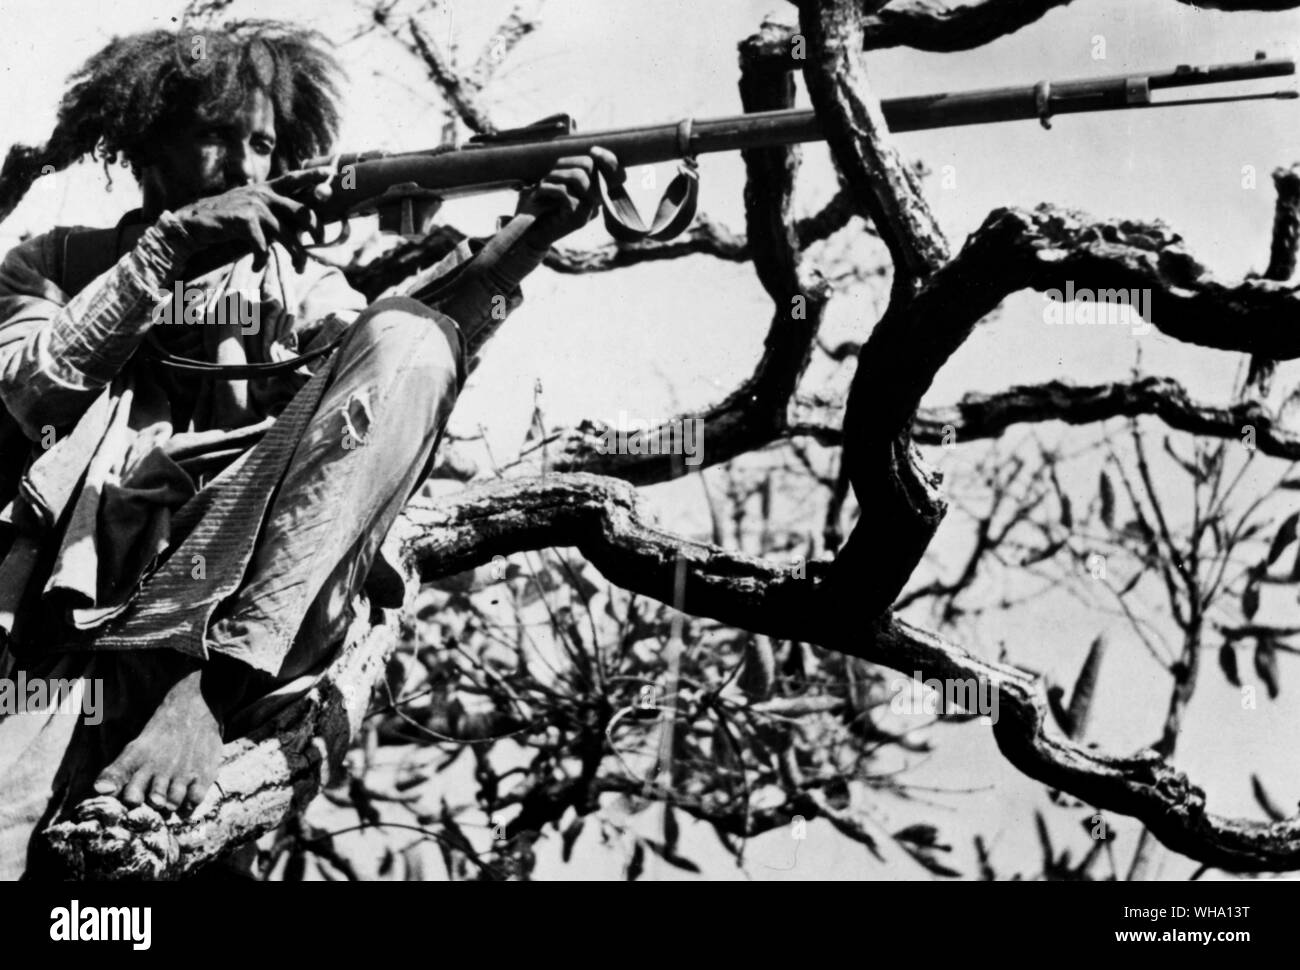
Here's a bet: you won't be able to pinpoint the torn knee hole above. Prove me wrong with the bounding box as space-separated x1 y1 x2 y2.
340 391 373 448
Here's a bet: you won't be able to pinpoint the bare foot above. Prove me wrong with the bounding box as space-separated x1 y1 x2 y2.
92 663 223 813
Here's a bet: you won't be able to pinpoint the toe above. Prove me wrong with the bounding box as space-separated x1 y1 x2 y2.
182 777 212 814
121 768 154 807
166 778 190 811
93 747 140 796
93 764 128 796
148 775 174 811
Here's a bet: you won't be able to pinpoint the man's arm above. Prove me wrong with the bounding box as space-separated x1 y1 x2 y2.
395 147 621 352
401 226 550 349
0 168 334 439
0 213 197 439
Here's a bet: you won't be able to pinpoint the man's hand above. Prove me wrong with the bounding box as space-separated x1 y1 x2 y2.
170 168 333 274
515 147 623 249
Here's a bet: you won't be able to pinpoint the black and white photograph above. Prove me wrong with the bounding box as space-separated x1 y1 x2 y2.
0 0 1296 934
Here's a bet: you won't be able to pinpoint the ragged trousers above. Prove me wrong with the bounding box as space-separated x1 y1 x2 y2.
0 297 464 879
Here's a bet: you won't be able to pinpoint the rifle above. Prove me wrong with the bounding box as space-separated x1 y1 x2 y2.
306 54 1295 246
143 54 1296 379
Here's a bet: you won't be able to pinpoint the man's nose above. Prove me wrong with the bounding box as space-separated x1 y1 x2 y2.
224 143 257 186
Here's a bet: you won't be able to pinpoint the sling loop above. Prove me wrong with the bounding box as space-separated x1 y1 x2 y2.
598 118 700 242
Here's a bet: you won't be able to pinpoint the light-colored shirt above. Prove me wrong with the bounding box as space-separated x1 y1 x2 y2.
0 210 520 653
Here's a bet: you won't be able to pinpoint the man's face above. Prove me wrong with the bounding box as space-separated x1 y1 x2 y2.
143 88 277 210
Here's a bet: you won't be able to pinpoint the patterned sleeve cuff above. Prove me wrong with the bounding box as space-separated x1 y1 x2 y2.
47 212 199 388
123 210 198 291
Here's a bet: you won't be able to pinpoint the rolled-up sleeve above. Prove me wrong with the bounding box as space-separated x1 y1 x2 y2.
0 213 195 439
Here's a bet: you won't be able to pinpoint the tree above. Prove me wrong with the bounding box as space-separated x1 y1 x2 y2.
31 0 1300 878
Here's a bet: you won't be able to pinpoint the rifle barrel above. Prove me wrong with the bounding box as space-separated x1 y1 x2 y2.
313 57 1295 222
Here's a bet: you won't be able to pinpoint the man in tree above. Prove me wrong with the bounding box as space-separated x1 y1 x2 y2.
0 20 619 878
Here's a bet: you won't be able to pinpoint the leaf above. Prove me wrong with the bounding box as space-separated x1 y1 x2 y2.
737 634 776 699
1267 511 1300 566
625 840 645 881
1218 643 1241 688
1254 638 1281 700
1243 577 1261 620
908 849 961 878
559 556 601 603
348 777 381 828
845 657 875 714
712 721 740 775
713 828 744 861
1033 810 1055 868
1060 494 1073 530
1074 840 1105 880
663 805 680 855
973 835 996 881
437 800 477 880
1251 774 1287 821
401 844 427 881
1098 472 1116 529
1046 683 1073 736
1117 572 1142 597
283 845 307 882
893 824 940 848
1020 538 1066 566
384 654 410 706
1238 522 1267 543
521 379 546 447
1067 634 1107 740
517 563 563 607
561 816 585 863
1163 436 1204 483
823 775 851 811
643 839 701 874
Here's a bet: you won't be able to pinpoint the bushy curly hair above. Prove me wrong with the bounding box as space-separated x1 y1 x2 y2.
0 20 344 222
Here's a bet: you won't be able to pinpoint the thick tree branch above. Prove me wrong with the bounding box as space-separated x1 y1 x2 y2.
543 193 861 274
48 466 1300 875
908 377 1300 457
1265 164 1300 282
748 2 1071 61
545 215 748 272
752 1 1300 63
796 0 952 617
959 203 1300 357
393 476 1300 872
468 2 540 90
798 3 949 289
499 371 1300 487
400 477 1300 872
497 26 839 484
1246 163 1300 395
407 19 497 134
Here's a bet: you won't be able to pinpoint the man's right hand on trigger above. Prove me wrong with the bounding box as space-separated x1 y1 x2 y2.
170 168 333 274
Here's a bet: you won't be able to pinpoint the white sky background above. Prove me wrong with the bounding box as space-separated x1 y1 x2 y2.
2 0 1300 880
